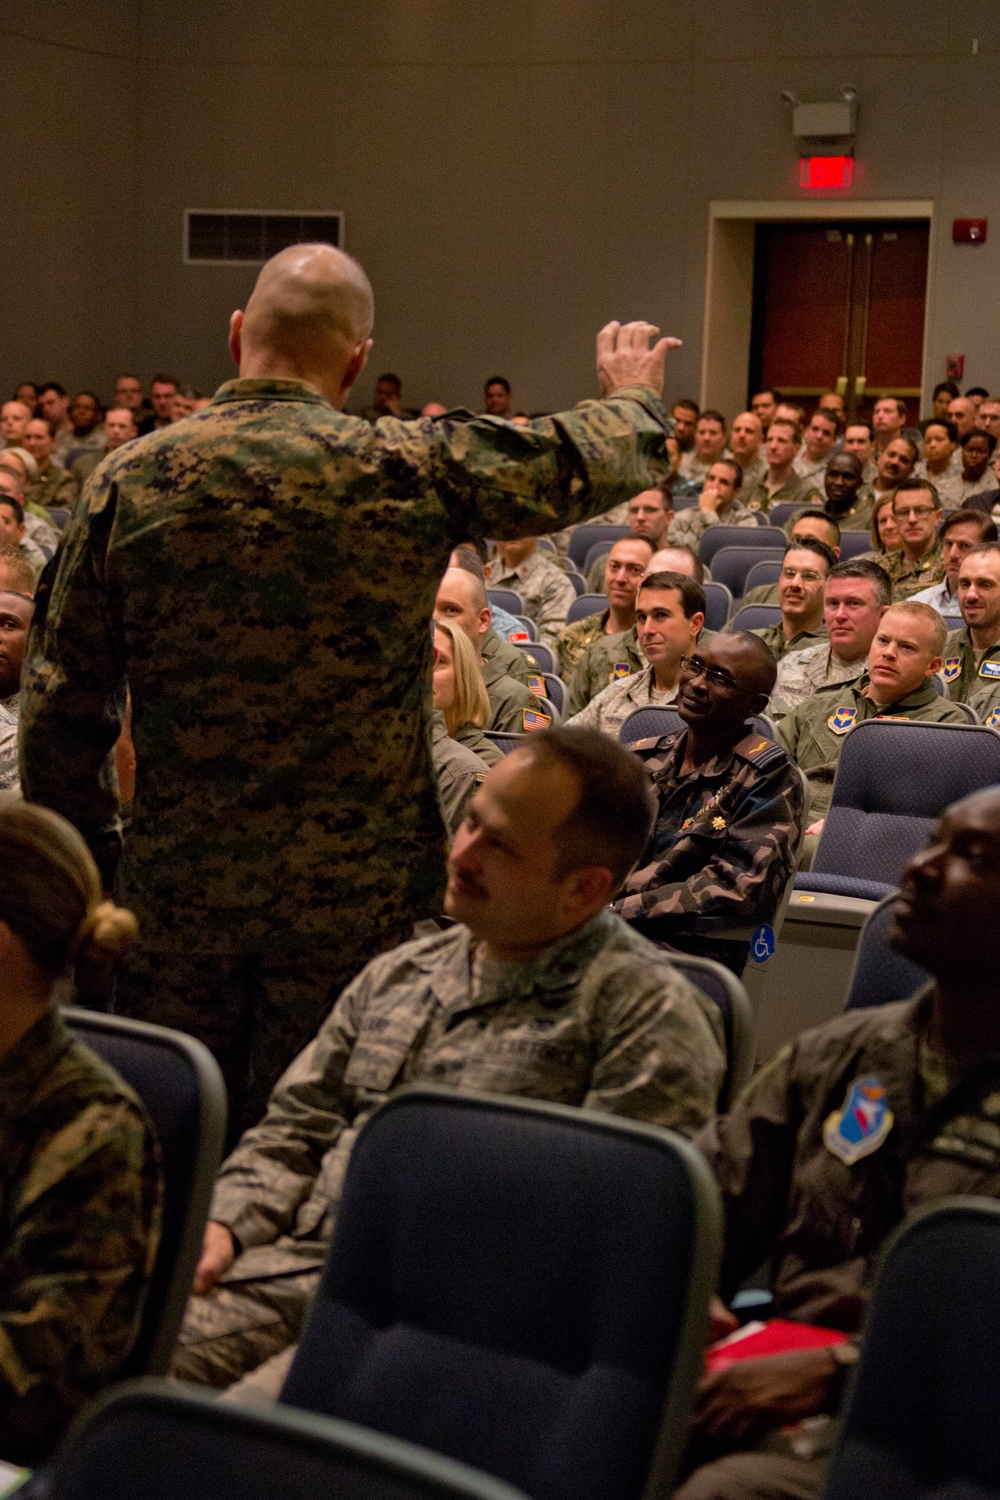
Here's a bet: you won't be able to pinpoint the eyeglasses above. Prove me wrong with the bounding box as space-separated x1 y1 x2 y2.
679 656 739 690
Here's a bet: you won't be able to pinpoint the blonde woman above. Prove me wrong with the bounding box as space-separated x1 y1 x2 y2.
0 800 161 1463
432 620 503 767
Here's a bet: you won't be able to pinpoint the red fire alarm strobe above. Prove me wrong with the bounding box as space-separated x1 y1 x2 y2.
946 355 965 381
953 219 988 244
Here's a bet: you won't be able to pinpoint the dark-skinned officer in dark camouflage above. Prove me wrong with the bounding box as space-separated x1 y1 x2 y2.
20 241 678 1133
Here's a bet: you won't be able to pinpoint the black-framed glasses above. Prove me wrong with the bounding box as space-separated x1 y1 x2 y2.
679 655 739 690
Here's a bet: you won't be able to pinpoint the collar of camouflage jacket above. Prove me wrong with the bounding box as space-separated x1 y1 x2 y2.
851 674 941 714
415 910 615 1015
0 1008 72 1118
211 377 331 408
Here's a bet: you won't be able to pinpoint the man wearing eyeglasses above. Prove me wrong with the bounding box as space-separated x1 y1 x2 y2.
612 633 805 974
745 538 834 661
882 479 945 599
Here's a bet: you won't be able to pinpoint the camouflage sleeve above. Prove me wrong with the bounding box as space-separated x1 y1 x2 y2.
19 490 126 883
695 1043 801 1299
564 679 612 731
666 507 712 547
566 645 610 718
532 570 577 652
422 387 669 541
0 1098 160 1463
0 711 19 794
584 964 726 1136
208 964 374 1248
614 761 806 932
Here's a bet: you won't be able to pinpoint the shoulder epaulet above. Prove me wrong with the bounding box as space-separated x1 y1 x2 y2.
733 731 788 771
630 731 680 752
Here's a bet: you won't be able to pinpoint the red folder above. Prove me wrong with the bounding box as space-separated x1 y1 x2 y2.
705 1319 848 1373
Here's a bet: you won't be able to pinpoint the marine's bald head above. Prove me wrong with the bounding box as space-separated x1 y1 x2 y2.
231 243 375 408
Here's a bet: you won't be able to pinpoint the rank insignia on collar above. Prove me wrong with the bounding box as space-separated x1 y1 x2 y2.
711 816 726 830
611 662 631 681
987 708 1000 730
527 674 545 696
942 657 961 683
823 1076 894 1165
522 708 551 731
980 659 1000 679
827 706 857 735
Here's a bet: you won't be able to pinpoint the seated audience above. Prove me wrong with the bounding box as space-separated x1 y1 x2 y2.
816 389 845 424
821 450 871 531
728 411 766 492
612 632 804 975
911 508 996 613
976 395 1000 439
430 711 489 838
769 558 891 718
565 545 704 717
13 383 37 411
863 491 901 559
449 543 531 685
678 410 729 483
22 418 78 512
0 801 161 1463
672 399 700 455
582 485 674 589
72 406 137 486
0 587 34 792
38 383 72 450
871 394 907 454
741 419 821 513
668 459 757 547
778 602 966 857
915 417 962 506
750 389 780 430
869 435 918 511
136 374 180 435
58 392 106 470
172 729 725 1398
842 420 877 485
947 394 978 439
431 621 504 767
567 572 705 736
882 478 944 598
557 536 652 678
955 426 999 505
678 786 1000 1500
488 537 576 650
483 376 512 418
942 543 1000 724
932 378 960 419
792 408 838 483
741 513 841 609
113 373 145 417
0 401 32 448
744 538 834 661
171 386 201 421
0 478 48 578
433 567 539 733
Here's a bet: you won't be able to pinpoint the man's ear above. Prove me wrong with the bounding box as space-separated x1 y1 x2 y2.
563 864 615 915
478 607 491 637
926 654 944 680
690 611 705 637
340 338 373 402
228 309 243 369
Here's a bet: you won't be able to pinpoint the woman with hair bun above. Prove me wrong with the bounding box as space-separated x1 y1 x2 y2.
0 798 162 1464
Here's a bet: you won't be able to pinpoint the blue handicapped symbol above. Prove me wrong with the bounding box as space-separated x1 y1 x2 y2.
751 925 775 964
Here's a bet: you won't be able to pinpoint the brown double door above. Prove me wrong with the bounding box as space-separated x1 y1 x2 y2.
748 219 930 423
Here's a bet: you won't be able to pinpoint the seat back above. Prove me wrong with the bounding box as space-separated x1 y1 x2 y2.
667 955 754 1111
567 524 631 568
47 506 71 530
281 1088 721 1500
514 640 556 673
48 1380 528 1500
742 559 782 594
698 525 784 566
729 604 782 632
844 893 931 1010
482 731 529 755
62 1009 226 1377
709 548 784 600
487 588 524 615
542 675 565 715
811 720 1000 891
583 542 614 576
619 706 684 745
824 1201 1000 1500
765 501 801 530
531 696 561 726
565 571 585 597
839 531 876 560
567 593 608 624
701 582 733 631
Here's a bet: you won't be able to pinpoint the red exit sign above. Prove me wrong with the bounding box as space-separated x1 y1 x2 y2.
799 155 854 190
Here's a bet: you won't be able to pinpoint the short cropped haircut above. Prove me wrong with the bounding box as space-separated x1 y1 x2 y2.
958 542 1000 566
639 570 707 620
672 398 699 416
150 373 181 390
727 629 779 695
754 387 782 401
522 727 656 888
698 408 727 431
0 542 35 593
484 376 510 394
452 542 486 581
789 507 841 544
808 408 838 432
845 420 874 439
892 476 940 510
709 457 742 491
375 372 402 392
922 416 958 444
826 558 892 607
940 509 997 543
783 536 837 572
962 427 998 455
767 417 802 443
38 381 66 398
933 380 960 401
883 600 947 656
0 496 24 524
967 386 990 400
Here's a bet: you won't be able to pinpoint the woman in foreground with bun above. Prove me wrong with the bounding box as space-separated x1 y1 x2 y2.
0 799 162 1465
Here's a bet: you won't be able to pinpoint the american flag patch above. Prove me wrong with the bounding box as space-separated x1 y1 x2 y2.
522 708 552 731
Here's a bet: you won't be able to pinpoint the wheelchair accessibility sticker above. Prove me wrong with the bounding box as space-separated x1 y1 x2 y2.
751 925 775 964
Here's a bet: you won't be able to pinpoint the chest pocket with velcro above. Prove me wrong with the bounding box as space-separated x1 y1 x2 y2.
342 994 436 1094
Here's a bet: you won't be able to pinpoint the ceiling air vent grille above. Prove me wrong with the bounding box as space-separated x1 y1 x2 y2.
184 210 344 264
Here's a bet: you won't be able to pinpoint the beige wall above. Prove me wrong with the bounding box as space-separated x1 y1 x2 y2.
5 1 1000 414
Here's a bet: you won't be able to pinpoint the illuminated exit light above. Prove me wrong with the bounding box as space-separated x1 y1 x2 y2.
799 155 854 190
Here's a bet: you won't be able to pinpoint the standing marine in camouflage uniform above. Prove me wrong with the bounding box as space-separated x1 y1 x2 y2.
173 729 724 1399
613 633 805 974
20 246 674 1132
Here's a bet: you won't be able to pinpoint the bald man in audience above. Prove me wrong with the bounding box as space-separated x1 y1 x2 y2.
613 632 804 975
433 567 540 733
448 544 531 686
565 546 704 717
71 406 137 486
21 241 676 1132
556 535 652 678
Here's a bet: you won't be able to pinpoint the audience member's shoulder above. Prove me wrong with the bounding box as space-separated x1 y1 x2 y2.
43 1029 148 1126
784 993 928 1076
730 727 792 774
589 911 702 990
350 921 468 991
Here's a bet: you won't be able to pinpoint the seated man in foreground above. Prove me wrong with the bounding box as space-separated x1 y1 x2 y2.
174 728 726 1399
612 633 805 975
678 787 1000 1500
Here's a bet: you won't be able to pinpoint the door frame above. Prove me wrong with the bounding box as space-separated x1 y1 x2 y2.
700 199 936 419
